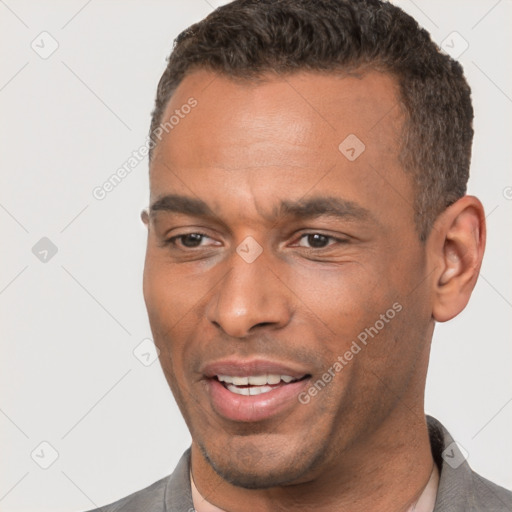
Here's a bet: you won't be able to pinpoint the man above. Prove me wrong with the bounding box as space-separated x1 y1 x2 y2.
89 0 512 510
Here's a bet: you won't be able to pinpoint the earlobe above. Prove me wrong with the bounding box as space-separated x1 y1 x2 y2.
431 196 486 322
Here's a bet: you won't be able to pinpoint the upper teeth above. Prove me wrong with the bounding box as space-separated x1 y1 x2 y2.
217 374 297 385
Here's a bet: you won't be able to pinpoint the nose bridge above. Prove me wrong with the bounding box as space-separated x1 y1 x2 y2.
207 250 291 338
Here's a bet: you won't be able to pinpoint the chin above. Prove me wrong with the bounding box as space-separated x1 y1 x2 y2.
199 436 322 489
209 459 304 489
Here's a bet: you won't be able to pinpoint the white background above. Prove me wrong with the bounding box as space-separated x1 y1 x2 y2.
1 1 511 510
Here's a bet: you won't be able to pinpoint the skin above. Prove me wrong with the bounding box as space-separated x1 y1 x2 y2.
141 69 486 512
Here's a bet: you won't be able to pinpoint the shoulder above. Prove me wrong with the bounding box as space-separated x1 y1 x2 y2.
82 448 193 512
469 472 512 511
83 475 169 512
427 416 512 511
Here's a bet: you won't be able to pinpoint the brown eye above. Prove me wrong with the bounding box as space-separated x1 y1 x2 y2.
179 233 205 247
298 234 333 248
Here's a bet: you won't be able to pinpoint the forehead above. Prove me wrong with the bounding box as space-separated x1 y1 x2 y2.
153 68 403 167
149 69 413 231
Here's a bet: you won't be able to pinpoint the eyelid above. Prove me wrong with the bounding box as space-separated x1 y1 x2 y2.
163 231 222 249
289 231 350 247
160 224 221 241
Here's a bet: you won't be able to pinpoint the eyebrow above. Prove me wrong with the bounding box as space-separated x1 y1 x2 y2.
278 196 372 223
149 194 373 224
149 194 213 217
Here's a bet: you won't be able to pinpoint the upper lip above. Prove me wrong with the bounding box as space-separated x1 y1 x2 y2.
201 358 311 379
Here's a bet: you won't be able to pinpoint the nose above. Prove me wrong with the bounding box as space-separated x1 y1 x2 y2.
206 251 292 338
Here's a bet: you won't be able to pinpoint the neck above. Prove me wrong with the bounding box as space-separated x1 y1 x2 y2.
191 408 436 512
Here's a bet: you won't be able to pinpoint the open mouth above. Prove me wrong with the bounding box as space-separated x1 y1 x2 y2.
215 374 310 396
204 364 313 421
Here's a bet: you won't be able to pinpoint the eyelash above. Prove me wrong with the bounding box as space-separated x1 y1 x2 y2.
163 232 214 248
163 232 349 249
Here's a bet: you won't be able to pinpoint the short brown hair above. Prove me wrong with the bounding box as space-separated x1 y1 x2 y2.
149 0 473 240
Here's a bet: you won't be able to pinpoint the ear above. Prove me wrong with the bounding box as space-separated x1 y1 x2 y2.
141 208 149 226
429 195 486 322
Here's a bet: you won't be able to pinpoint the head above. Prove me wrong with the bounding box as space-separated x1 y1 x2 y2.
142 0 485 490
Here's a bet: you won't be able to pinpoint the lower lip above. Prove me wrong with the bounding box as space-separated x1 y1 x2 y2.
205 378 310 422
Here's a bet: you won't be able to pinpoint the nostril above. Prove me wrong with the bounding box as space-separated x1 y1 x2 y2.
252 322 274 329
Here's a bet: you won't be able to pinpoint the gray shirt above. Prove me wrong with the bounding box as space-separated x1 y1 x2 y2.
87 416 512 511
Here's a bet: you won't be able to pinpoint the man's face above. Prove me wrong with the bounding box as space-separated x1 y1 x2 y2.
143 70 435 487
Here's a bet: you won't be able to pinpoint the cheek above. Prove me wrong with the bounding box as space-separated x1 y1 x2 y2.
143 257 195 367
284 257 423 391
143 249 206 327
143 249 228 382
284 261 394 338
